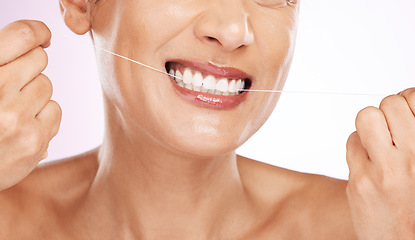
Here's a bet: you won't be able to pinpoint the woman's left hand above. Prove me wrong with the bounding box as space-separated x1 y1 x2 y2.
346 88 415 240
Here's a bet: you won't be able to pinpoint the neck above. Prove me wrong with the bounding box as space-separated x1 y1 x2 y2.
87 103 252 239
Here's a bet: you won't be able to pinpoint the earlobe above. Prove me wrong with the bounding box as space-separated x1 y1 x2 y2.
59 0 92 35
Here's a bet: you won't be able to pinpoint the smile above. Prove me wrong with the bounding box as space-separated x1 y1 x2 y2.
165 61 252 96
165 60 252 109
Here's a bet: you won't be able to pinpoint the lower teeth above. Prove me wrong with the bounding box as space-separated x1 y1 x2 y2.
177 82 242 95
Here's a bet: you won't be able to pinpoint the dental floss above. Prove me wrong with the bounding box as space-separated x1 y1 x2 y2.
238 89 387 96
93 45 178 81
62 35 389 97
96 47 389 97
101 48 389 97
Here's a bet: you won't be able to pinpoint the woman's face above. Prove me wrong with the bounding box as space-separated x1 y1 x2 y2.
91 0 299 156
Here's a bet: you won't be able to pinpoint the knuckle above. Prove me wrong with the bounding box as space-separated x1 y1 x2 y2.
401 88 415 106
33 47 49 68
9 20 51 47
52 100 63 118
36 21 52 41
347 132 359 148
37 74 53 97
401 87 415 96
355 106 382 127
24 129 44 155
348 174 374 196
0 110 20 136
51 101 63 134
379 94 406 111
346 132 361 158
11 21 36 46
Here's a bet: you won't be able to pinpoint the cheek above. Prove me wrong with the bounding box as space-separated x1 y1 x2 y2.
251 10 298 85
262 29 295 82
116 1 201 48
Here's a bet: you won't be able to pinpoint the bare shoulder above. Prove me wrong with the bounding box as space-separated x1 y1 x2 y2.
0 148 99 238
237 155 357 240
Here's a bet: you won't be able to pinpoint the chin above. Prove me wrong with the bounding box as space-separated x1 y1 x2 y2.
166 133 240 157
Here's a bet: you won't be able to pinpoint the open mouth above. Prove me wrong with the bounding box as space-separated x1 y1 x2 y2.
165 62 252 96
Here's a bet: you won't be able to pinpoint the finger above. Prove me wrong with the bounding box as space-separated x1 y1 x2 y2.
379 94 415 148
0 20 51 66
36 100 62 140
0 47 48 91
346 131 371 176
20 74 53 117
355 106 394 161
40 151 48 161
400 88 415 116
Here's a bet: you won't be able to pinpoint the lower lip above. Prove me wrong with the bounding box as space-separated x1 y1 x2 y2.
169 78 248 109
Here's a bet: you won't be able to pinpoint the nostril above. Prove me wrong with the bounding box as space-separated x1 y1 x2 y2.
206 36 221 45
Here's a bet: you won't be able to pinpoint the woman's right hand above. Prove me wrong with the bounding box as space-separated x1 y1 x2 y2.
0 20 62 191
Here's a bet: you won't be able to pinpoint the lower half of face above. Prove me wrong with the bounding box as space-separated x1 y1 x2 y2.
92 0 298 156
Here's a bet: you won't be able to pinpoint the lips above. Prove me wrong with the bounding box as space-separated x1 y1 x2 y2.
165 60 252 109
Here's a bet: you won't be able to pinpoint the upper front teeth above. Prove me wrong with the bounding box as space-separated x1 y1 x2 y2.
183 69 193 85
169 68 245 96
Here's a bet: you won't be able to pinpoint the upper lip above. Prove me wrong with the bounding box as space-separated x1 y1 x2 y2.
165 59 253 81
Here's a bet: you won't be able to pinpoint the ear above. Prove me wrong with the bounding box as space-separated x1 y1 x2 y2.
59 0 94 35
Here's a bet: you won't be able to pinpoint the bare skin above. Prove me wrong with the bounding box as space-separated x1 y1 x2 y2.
0 150 355 239
1 0 415 239
0 20 60 190
0 3 358 238
346 89 415 240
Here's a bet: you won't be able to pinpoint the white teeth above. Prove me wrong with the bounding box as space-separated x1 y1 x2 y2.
183 69 193 85
203 75 216 90
185 84 192 90
228 80 236 93
169 69 175 80
170 67 247 96
215 78 229 92
193 72 203 87
175 70 183 83
235 80 242 91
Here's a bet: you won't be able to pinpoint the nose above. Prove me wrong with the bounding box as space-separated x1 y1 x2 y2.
194 1 254 52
